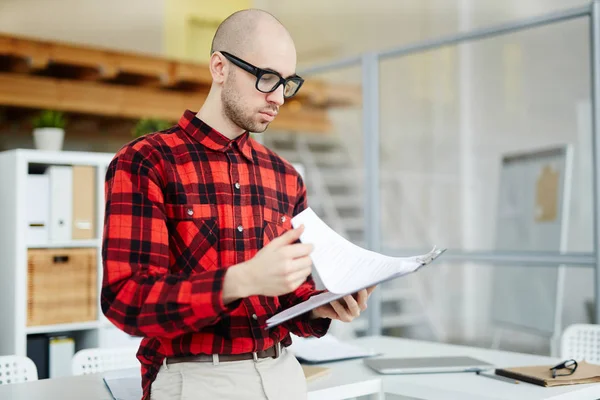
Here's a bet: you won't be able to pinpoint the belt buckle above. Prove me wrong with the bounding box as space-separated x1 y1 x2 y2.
274 342 281 358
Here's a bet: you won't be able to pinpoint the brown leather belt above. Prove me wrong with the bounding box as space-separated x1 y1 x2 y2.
166 342 282 365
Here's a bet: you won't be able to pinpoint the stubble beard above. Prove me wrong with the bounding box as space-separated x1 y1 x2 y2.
222 79 269 134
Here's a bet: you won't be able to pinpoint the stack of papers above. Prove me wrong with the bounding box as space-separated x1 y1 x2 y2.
266 208 446 328
289 334 378 364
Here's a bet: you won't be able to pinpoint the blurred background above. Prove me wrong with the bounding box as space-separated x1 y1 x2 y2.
0 0 596 380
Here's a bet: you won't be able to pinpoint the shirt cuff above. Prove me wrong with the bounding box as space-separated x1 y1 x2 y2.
190 268 242 319
291 312 331 338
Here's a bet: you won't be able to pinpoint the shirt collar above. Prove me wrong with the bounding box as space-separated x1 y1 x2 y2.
178 109 255 163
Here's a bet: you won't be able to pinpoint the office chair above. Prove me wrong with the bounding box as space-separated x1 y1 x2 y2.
0 355 38 384
561 323 600 364
71 347 139 375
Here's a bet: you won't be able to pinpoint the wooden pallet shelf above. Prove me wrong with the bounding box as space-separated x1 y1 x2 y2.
0 33 361 133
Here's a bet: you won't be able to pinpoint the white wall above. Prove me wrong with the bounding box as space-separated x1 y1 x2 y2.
0 0 594 353
0 0 164 55
259 0 594 353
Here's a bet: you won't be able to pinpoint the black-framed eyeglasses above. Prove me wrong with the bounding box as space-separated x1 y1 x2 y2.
218 51 304 99
550 359 578 378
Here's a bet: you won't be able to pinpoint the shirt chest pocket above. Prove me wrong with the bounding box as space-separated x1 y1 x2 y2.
262 207 293 247
165 203 219 274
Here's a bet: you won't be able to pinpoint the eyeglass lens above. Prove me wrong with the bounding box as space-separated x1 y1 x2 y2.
257 73 301 97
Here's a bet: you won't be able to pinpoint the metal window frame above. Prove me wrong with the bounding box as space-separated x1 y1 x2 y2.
299 2 600 335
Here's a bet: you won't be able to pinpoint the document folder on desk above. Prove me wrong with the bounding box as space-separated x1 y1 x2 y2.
302 365 331 382
266 208 446 329
289 334 378 364
103 368 141 400
495 361 600 387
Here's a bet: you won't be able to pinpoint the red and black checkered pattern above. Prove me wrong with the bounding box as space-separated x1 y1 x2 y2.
101 110 330 399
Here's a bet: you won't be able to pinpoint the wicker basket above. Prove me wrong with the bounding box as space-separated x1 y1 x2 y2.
27 248 97 326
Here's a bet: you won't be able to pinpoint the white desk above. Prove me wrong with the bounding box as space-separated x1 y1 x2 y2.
308 336 600 400
0 336 598 400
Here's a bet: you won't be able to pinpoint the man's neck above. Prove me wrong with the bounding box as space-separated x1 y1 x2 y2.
196 96 245 140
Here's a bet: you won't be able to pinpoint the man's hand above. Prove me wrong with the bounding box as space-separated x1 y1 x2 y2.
310 286 377 322
224 225 313 301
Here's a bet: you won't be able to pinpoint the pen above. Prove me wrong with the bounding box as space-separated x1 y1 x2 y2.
476 370 520 384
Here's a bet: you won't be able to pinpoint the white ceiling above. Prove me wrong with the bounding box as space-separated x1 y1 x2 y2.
254 0 590 66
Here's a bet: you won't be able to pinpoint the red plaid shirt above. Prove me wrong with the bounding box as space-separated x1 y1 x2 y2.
101 110 331 399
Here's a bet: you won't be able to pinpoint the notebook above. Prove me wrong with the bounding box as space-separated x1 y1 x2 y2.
302 365 331 382
288 334 378 364
495 361 600 387
364 356 494 375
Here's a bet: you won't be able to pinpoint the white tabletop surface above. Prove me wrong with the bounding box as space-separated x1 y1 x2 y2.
307 336 600 400
0 335 599 400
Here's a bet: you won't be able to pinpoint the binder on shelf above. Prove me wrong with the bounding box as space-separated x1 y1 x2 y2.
26 174 50 246
27 335 49 380
72 165 96 240
46 166 73 243
49 336 75 378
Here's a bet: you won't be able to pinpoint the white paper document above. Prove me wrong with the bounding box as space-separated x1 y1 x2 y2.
103 368 141 400
266 207 446 329
288 334 379 364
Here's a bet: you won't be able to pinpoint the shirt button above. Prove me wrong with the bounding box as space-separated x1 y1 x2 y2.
252 314 258 320
186 208 194 216
281 216 286 223
237 225 244 232
235 182 241 190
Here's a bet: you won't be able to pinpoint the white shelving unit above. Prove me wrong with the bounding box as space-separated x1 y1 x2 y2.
0 149 140 361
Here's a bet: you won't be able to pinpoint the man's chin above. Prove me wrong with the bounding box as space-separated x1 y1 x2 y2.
248 121 270 133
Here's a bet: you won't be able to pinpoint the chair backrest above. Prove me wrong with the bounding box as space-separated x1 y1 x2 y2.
561 323 600 364
72 347 139 375
0 355 38 384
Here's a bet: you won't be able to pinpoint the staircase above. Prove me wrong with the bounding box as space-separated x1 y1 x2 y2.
262 132 444 341
263 132 365 245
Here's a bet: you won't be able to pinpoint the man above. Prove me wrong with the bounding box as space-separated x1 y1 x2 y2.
102 9 374 400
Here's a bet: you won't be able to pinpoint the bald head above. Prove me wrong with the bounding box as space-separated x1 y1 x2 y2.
211 9 293 58
201 9 299 135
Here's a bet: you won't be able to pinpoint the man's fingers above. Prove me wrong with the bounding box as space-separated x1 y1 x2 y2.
355 289 368 311
366 285 377 295
287 265 312 283
330 300 352 322
317 305 339 320
343 295 361 318
281 243 314 258
269 225 304 247
290 255 313 271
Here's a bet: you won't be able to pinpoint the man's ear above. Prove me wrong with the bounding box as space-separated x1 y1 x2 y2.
209 52 227 84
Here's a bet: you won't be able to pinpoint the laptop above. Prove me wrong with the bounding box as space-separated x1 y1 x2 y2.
363 356 494 374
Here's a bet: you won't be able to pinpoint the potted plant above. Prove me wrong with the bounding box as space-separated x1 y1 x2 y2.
132 118 172 138
31 110 67 151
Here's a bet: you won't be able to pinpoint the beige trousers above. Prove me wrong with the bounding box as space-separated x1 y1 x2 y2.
150 347 307 400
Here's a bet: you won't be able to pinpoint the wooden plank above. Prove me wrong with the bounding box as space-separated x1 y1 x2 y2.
0 36 50 70
0 34 173 81
300 80 362 107
0 73 331 133
0 33 358 108
169 62 213 85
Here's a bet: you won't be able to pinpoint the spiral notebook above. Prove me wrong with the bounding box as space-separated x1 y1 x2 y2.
495 361 600 387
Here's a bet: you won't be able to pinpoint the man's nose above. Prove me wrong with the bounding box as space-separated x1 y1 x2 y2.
266 84 285 106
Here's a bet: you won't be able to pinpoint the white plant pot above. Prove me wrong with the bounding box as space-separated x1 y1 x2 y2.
33 127 65 151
